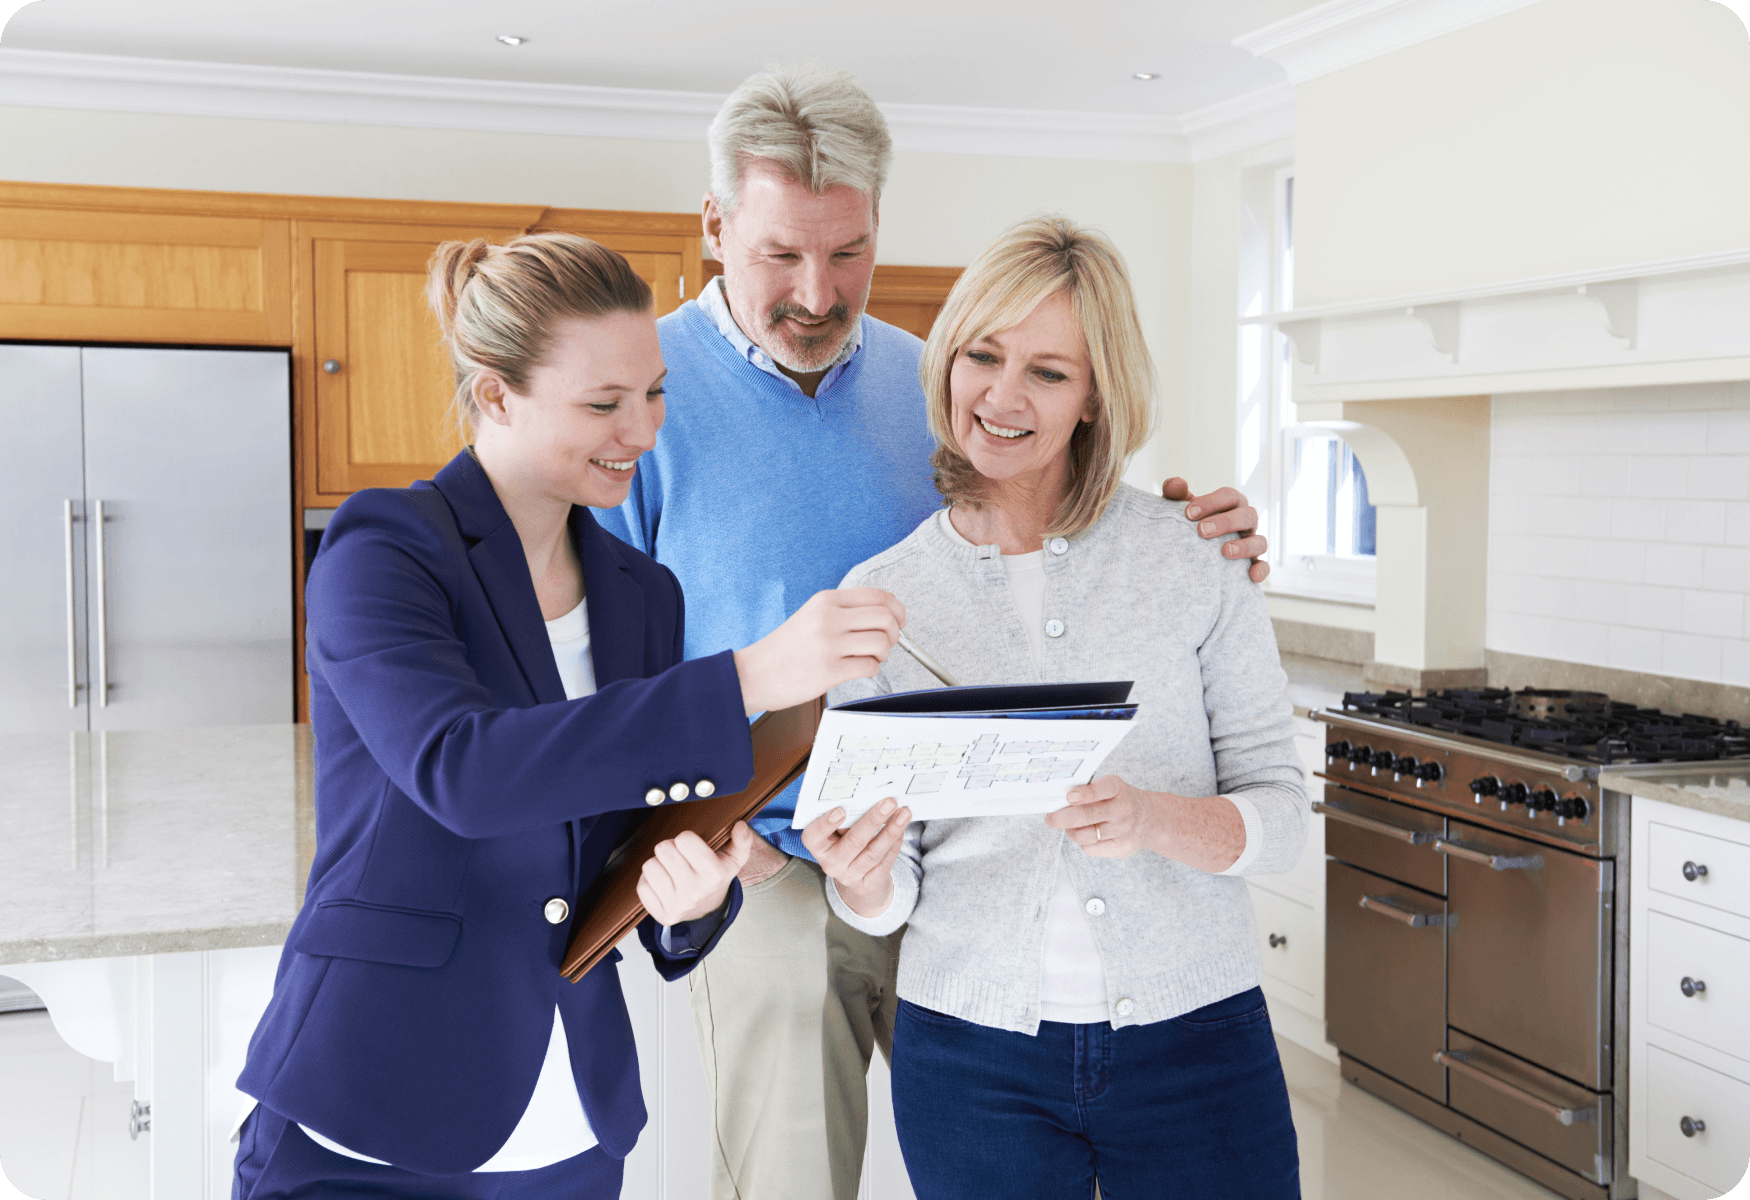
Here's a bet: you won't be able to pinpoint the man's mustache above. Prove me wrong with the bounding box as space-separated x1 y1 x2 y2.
766 302 851 334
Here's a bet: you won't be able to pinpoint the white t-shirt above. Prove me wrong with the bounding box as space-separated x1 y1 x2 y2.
293 599 601 1171
934 510 1261 1024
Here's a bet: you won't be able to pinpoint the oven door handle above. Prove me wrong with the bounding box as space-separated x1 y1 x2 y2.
1313 800 1436 845
1358 894 1447 928
1432 838 1544 871
1434 1050 1597 1126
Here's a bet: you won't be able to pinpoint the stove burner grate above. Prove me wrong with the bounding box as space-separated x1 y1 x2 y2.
1339 688 1750 763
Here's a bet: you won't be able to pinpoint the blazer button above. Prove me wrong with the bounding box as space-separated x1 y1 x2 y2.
669 782 691 802
645 787 665 806
1049 537 1069 555
695 779 716 798
543 898 570 925
1115 997 1136 1018
1045 619 1066 638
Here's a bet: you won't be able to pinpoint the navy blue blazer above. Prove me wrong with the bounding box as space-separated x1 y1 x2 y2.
237 451 756 1176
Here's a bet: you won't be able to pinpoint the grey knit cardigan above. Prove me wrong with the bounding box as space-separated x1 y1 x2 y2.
823 484 1307 1034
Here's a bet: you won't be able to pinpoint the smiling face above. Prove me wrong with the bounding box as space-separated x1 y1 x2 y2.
948 290 1096 497
706 159 878 376
473 310 666 511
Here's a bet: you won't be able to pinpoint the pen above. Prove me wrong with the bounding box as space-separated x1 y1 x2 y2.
897 631 961 688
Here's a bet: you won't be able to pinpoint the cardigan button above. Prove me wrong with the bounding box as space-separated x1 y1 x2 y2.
1115 997 1136 1018
669 782 691 802
1045 619 1066 638
695 779 716 798
1049 537 1069 555
1085 898 1106 917
645 787 666 806
543 898 570 925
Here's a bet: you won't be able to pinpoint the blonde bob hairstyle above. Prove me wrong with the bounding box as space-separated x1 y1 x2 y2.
426 231 653 438
921 216 1157 540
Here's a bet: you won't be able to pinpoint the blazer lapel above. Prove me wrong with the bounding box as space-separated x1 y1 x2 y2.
575 507 645 687
431 453 566 706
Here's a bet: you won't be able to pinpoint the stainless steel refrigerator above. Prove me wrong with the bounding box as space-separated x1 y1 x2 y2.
2 344 293 732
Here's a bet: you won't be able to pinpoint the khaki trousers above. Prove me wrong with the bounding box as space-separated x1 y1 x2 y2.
688 856 903 1200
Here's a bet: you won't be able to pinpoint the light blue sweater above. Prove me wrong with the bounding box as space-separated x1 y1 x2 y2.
595 293 941 856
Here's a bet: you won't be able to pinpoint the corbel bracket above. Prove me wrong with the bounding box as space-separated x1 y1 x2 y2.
1576 280 1638 349
1280 318 1322 372
1405 302 1461 363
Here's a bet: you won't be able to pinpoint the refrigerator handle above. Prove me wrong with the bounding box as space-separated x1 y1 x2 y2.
64 499 80 708
94 499 109 708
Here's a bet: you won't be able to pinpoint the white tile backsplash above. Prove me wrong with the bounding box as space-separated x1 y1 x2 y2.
1489 384 1750 687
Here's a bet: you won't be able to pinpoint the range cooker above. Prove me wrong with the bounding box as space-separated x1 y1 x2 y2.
1315 688 1749 1200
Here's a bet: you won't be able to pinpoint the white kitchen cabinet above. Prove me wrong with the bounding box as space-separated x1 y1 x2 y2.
1628 795 1750 1200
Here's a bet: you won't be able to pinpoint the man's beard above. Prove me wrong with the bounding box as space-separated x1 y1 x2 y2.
760 300 856 373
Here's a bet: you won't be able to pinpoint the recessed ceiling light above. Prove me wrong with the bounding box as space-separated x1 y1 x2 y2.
1133 72 1160 80
497 35 528 46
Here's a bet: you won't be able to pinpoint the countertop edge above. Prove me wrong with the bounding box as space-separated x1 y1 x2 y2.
1599 771 1750 823
1 922 293 967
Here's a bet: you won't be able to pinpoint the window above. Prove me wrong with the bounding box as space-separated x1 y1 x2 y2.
1242 169 1378 605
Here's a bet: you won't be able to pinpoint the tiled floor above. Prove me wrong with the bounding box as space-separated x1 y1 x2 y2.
0 1004 1577 1200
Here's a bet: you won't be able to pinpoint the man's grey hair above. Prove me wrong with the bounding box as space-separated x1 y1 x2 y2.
708 66 894 215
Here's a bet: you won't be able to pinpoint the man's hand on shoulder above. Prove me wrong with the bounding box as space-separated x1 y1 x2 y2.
1162 478 1270 584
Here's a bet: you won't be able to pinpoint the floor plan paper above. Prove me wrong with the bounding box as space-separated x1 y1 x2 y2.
790 709 1139 827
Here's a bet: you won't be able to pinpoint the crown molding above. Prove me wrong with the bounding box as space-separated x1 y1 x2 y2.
1235 0 1544 84
0 47 1296 165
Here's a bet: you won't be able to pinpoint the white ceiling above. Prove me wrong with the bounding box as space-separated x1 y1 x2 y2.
2 0 1324 117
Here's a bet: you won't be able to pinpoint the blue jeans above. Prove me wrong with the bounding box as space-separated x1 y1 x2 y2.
232 1106 624 1199
891 987 1300 1200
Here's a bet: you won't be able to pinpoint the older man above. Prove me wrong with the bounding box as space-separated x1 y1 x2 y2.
596 66 1270 1200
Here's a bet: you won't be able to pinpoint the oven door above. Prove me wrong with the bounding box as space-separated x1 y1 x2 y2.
1327 859 1448 1100
1442 820 1614 1091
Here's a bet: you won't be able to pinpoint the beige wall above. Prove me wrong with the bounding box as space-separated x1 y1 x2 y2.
1293 0 1750 309
0 102 1194 484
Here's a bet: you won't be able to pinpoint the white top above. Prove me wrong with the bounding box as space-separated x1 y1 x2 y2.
934 511 1260 1023
295 599 601 1171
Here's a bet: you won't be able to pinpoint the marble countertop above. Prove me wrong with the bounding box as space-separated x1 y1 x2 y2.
0 725 313 965
1282 653 1362 721
1599 761 1750 824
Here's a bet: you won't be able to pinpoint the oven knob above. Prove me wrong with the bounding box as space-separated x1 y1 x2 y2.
1501 781 1530 807
1416 761 1445 785
1469 775 1500 800
1370 749 1396 771
1528 786 1558 816
1392 755 1419 779
1555 795 1590 824
1347 744 1372 765
1325 741 1352 762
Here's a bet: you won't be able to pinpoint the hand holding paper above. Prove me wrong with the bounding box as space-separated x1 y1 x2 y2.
801 797 911 918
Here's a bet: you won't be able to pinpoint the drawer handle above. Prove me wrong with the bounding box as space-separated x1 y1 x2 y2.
1680 976 1707 998
323 358 342 374
1683 860 1709 882
1269 933 1287 948
1433 1050 1596 1126
1359 894 1447 928
1433 838 1543 871
1313 800 1436 844
1681 1115 1706 1137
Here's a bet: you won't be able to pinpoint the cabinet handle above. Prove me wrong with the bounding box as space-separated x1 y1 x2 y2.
1680 976 1707 998
1434 1050 1596 1126
1313 800 1436 844
1681 1115 1706 1137
64 500 80 708
1683 860 1709 882
94 499 109 708
1433 838 1543 871
322 359 342 374
1269 933 1287 948
1359 894 1446 928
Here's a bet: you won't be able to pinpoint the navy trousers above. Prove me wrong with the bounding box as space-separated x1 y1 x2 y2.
232 1106 624 1200
890 987 1300 1200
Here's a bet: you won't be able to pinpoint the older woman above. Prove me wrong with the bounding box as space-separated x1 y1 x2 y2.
802 217 1305 1199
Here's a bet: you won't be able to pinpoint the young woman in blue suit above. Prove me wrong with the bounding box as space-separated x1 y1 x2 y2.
232 233 906 1199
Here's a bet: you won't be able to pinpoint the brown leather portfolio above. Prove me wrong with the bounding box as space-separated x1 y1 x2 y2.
561 697 824 981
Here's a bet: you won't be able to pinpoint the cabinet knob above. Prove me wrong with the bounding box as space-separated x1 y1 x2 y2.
1268 933 1288 949
1680 975 1707 998
1680 1115 1706 1137
322 359 342 374
1682 860 1708 882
